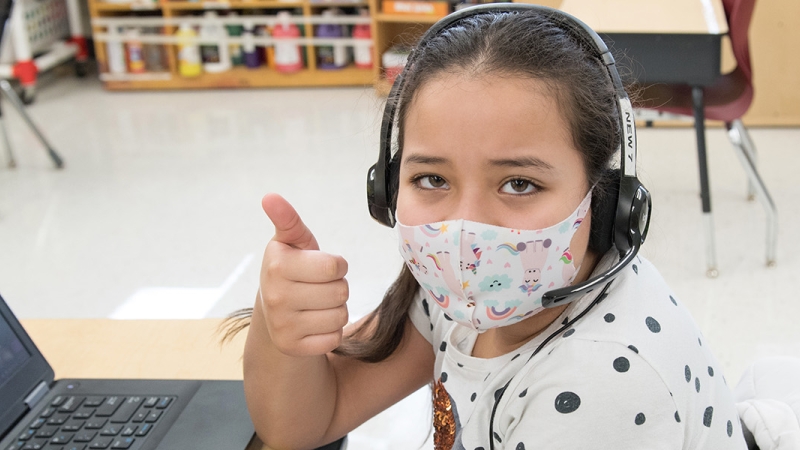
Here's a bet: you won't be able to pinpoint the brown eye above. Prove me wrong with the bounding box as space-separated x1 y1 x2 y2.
418 175 449 189
501 179 536 195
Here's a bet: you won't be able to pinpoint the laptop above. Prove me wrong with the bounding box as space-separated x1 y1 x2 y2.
0 293 255 450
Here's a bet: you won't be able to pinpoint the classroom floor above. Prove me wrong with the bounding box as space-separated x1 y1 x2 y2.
1 71 798 449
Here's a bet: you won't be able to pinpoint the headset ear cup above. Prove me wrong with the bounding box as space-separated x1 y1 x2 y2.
367 164 394 227
588 169 620 255
630 183 652 245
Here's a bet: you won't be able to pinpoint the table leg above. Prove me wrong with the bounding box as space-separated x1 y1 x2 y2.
692 86 718 278
0 80 64 169
0 101 16 168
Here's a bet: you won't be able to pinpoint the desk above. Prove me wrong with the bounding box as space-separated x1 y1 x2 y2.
559 0 728 34
560 0 729 85
20 319 268 450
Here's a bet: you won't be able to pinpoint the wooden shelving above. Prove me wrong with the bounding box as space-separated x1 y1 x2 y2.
167 0 305 10
374 12 441 23
101 65 373 89
306 0 369 7
89 0 377 90
90 0 461 93
93 2 161 11
89 0 453 92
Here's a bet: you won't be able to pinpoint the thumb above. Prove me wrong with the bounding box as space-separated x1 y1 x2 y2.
262 193 319 251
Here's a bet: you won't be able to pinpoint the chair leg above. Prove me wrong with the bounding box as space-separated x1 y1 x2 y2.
726 120 778 267
0 101 17 168
736 120 759 201
692 87 719 278
0 80 64 169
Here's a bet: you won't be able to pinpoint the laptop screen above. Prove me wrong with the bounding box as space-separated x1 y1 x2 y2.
0 316 30 390
0 295 55 439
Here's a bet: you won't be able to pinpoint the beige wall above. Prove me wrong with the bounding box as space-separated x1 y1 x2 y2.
745 0 800 125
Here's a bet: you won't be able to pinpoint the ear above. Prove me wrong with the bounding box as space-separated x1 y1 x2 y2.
588 169 620 255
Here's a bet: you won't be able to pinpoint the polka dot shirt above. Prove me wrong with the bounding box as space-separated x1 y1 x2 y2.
409 252 747 450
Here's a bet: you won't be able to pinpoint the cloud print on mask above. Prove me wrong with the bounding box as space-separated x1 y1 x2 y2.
479 274 513 292
481 229 499 241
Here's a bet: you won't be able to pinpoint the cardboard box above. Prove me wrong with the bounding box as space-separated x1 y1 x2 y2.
382 0 449 16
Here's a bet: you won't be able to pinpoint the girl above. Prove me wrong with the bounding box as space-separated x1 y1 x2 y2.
231 5 748 449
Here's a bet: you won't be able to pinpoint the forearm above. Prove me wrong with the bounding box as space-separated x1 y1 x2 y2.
243 299 338 449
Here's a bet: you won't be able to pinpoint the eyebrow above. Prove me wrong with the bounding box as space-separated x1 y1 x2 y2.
403 154 450 166
403 153 554 171
488 156 555 171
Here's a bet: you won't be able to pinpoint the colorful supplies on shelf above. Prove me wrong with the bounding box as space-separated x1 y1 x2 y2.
124 27 146 73
315 9 348 70
176 23 202 77
242 19 260 69
106 26 126 75
352 9 372 70
226 12 244 66
382 45 410 84
273 11 304 73
200 11 231 73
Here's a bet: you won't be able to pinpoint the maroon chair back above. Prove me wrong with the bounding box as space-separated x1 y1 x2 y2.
723 0 755 81
703 0 756 121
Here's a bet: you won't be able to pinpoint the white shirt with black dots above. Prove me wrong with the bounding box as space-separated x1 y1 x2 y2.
409 252 748 450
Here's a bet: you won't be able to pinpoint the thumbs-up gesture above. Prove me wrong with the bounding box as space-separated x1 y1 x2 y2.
259 194 349 357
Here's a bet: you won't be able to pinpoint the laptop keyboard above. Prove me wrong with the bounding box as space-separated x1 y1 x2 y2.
5 395 176 450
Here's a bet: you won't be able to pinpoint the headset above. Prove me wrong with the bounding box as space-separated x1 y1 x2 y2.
366 3 652 309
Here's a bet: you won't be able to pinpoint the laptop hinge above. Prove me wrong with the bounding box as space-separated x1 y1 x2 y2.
24 381 49 409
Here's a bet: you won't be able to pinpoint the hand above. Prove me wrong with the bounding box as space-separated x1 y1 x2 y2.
258 194 350 357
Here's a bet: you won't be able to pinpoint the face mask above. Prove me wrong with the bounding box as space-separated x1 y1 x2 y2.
397 190 592 331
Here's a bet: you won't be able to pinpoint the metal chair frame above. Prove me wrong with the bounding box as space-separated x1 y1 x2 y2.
0 0 64 169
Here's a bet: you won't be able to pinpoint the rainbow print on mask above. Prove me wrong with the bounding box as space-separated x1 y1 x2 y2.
425 285 450 308
420 223 449 237
484 300 523 320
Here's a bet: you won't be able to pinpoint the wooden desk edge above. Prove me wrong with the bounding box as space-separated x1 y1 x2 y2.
21 319 248 380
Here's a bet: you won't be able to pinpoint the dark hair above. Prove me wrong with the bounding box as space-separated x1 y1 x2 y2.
222 9 622 363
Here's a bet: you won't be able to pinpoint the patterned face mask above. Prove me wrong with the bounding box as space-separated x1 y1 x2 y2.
397 190 592 331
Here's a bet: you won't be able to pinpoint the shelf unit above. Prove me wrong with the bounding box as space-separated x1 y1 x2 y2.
88 0 375 90
367 0 452 96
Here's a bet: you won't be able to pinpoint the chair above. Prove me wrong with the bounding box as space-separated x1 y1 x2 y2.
0 0 64 169
637 0 776 277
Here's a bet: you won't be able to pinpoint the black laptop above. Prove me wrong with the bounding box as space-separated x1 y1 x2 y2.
0 294 255 450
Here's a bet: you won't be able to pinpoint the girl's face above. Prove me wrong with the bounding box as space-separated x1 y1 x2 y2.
396 74 592 241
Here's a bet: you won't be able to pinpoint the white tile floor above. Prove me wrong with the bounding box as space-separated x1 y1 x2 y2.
0 71 798 449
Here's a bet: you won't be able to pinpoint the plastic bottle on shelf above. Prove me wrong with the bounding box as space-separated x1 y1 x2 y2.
142 27 167 72
382 45 410 85
273 11 303 73
254 24 269 66
242 19 260 69
124 28 146 74
200 11 231 73
316 9 347 70
106 26 126 75
176 23 202 77
352 9 372 70
226 12 244 66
